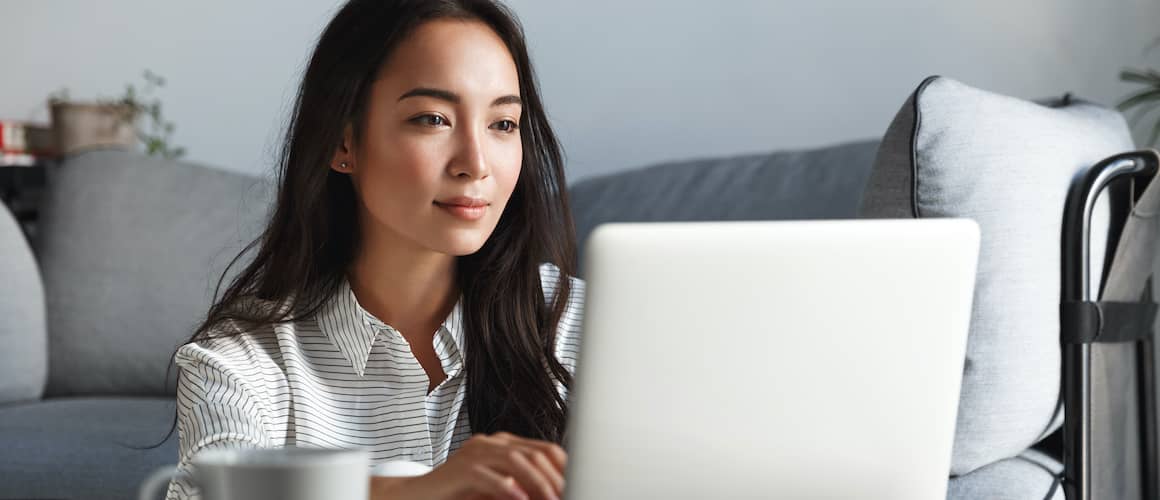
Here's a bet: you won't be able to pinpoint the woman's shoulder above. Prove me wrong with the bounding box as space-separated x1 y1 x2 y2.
175 297 292 375
176 321 281 372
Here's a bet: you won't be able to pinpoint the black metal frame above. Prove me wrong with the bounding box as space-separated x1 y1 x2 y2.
1061 150 1160 500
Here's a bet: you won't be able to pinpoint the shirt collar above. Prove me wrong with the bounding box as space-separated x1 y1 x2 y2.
316 278 465 377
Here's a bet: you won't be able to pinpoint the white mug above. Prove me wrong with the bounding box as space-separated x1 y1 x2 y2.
138 447 371 500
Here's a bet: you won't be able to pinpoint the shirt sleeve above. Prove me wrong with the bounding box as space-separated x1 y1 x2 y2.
164 342 276 500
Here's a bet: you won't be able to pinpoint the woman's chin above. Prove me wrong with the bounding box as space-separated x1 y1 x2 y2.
432 231 492 257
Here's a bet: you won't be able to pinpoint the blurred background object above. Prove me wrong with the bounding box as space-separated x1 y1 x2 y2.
48 70 184 158
1118 37 1160 148
0 120 54 240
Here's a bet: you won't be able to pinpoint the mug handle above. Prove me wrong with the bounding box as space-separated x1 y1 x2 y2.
138 465 191 500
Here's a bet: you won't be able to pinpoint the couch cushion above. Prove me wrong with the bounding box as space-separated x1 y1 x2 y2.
946 449 1063 500
859 76 1129 475
0 397 179 500
38 150 270 396
0 200 46 404
569 139 879 271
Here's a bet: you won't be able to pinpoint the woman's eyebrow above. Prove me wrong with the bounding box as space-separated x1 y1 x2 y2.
398 87 522 107
491 95 522 107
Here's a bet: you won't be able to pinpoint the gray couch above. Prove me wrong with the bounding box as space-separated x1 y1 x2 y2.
0 142 883 499
0 150 270 500
0 136 1063 499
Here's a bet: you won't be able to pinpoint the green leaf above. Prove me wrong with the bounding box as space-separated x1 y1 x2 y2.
1117 88 1160 112
1121 68 1160 85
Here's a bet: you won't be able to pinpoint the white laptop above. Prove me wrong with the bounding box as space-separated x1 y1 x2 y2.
564 219 979 500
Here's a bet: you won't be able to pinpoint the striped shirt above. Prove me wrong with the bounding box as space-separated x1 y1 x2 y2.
165 264 584 500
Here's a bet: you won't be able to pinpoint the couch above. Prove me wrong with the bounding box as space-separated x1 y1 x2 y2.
0 140 875 498
0 76 1147 499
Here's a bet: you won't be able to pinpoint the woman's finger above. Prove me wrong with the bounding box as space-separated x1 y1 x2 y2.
527 447 565 495
531 441 567 473
468 463 528 500
497 449 560 500
494 433 569 472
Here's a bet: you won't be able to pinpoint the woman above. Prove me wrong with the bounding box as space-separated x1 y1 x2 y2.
164 1 582 499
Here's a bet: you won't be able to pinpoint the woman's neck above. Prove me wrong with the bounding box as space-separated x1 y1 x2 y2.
347 227 458 339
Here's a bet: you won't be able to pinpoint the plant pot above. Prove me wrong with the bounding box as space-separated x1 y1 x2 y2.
49 101 137 155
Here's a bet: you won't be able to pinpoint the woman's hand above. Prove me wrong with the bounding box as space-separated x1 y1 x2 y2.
370 432 567 500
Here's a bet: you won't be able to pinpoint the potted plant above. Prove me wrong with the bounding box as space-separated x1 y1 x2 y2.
1118 40 1160 148
49 70 185 159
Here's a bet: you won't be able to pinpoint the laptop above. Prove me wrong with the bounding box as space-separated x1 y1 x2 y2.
564 219 980 499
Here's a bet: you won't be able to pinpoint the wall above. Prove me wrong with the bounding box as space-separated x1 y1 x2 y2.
3 0 1159 181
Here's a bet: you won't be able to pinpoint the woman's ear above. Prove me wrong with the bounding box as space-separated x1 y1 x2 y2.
330 125 355 173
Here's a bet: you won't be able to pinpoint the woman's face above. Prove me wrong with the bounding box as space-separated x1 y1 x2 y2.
334 19 522 257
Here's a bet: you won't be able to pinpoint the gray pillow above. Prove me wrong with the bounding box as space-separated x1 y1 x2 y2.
0 200 46 404
38 150 270 396
860 76 1127 475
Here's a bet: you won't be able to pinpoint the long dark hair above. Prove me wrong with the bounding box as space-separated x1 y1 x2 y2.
167 0 575 444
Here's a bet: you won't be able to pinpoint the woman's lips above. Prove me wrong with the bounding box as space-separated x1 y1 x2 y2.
434 199 489 221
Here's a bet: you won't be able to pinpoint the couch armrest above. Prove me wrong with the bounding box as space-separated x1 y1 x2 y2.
0 199 46 403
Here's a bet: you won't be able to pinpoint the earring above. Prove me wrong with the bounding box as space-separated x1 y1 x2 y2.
340 161 349 170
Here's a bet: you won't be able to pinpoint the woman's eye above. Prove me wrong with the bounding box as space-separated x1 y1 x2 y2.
491 119 519 133
412 115 448 127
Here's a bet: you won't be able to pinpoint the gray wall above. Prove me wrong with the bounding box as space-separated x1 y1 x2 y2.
3 0 1159 181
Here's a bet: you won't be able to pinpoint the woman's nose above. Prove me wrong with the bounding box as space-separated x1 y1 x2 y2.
448 129 490 180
